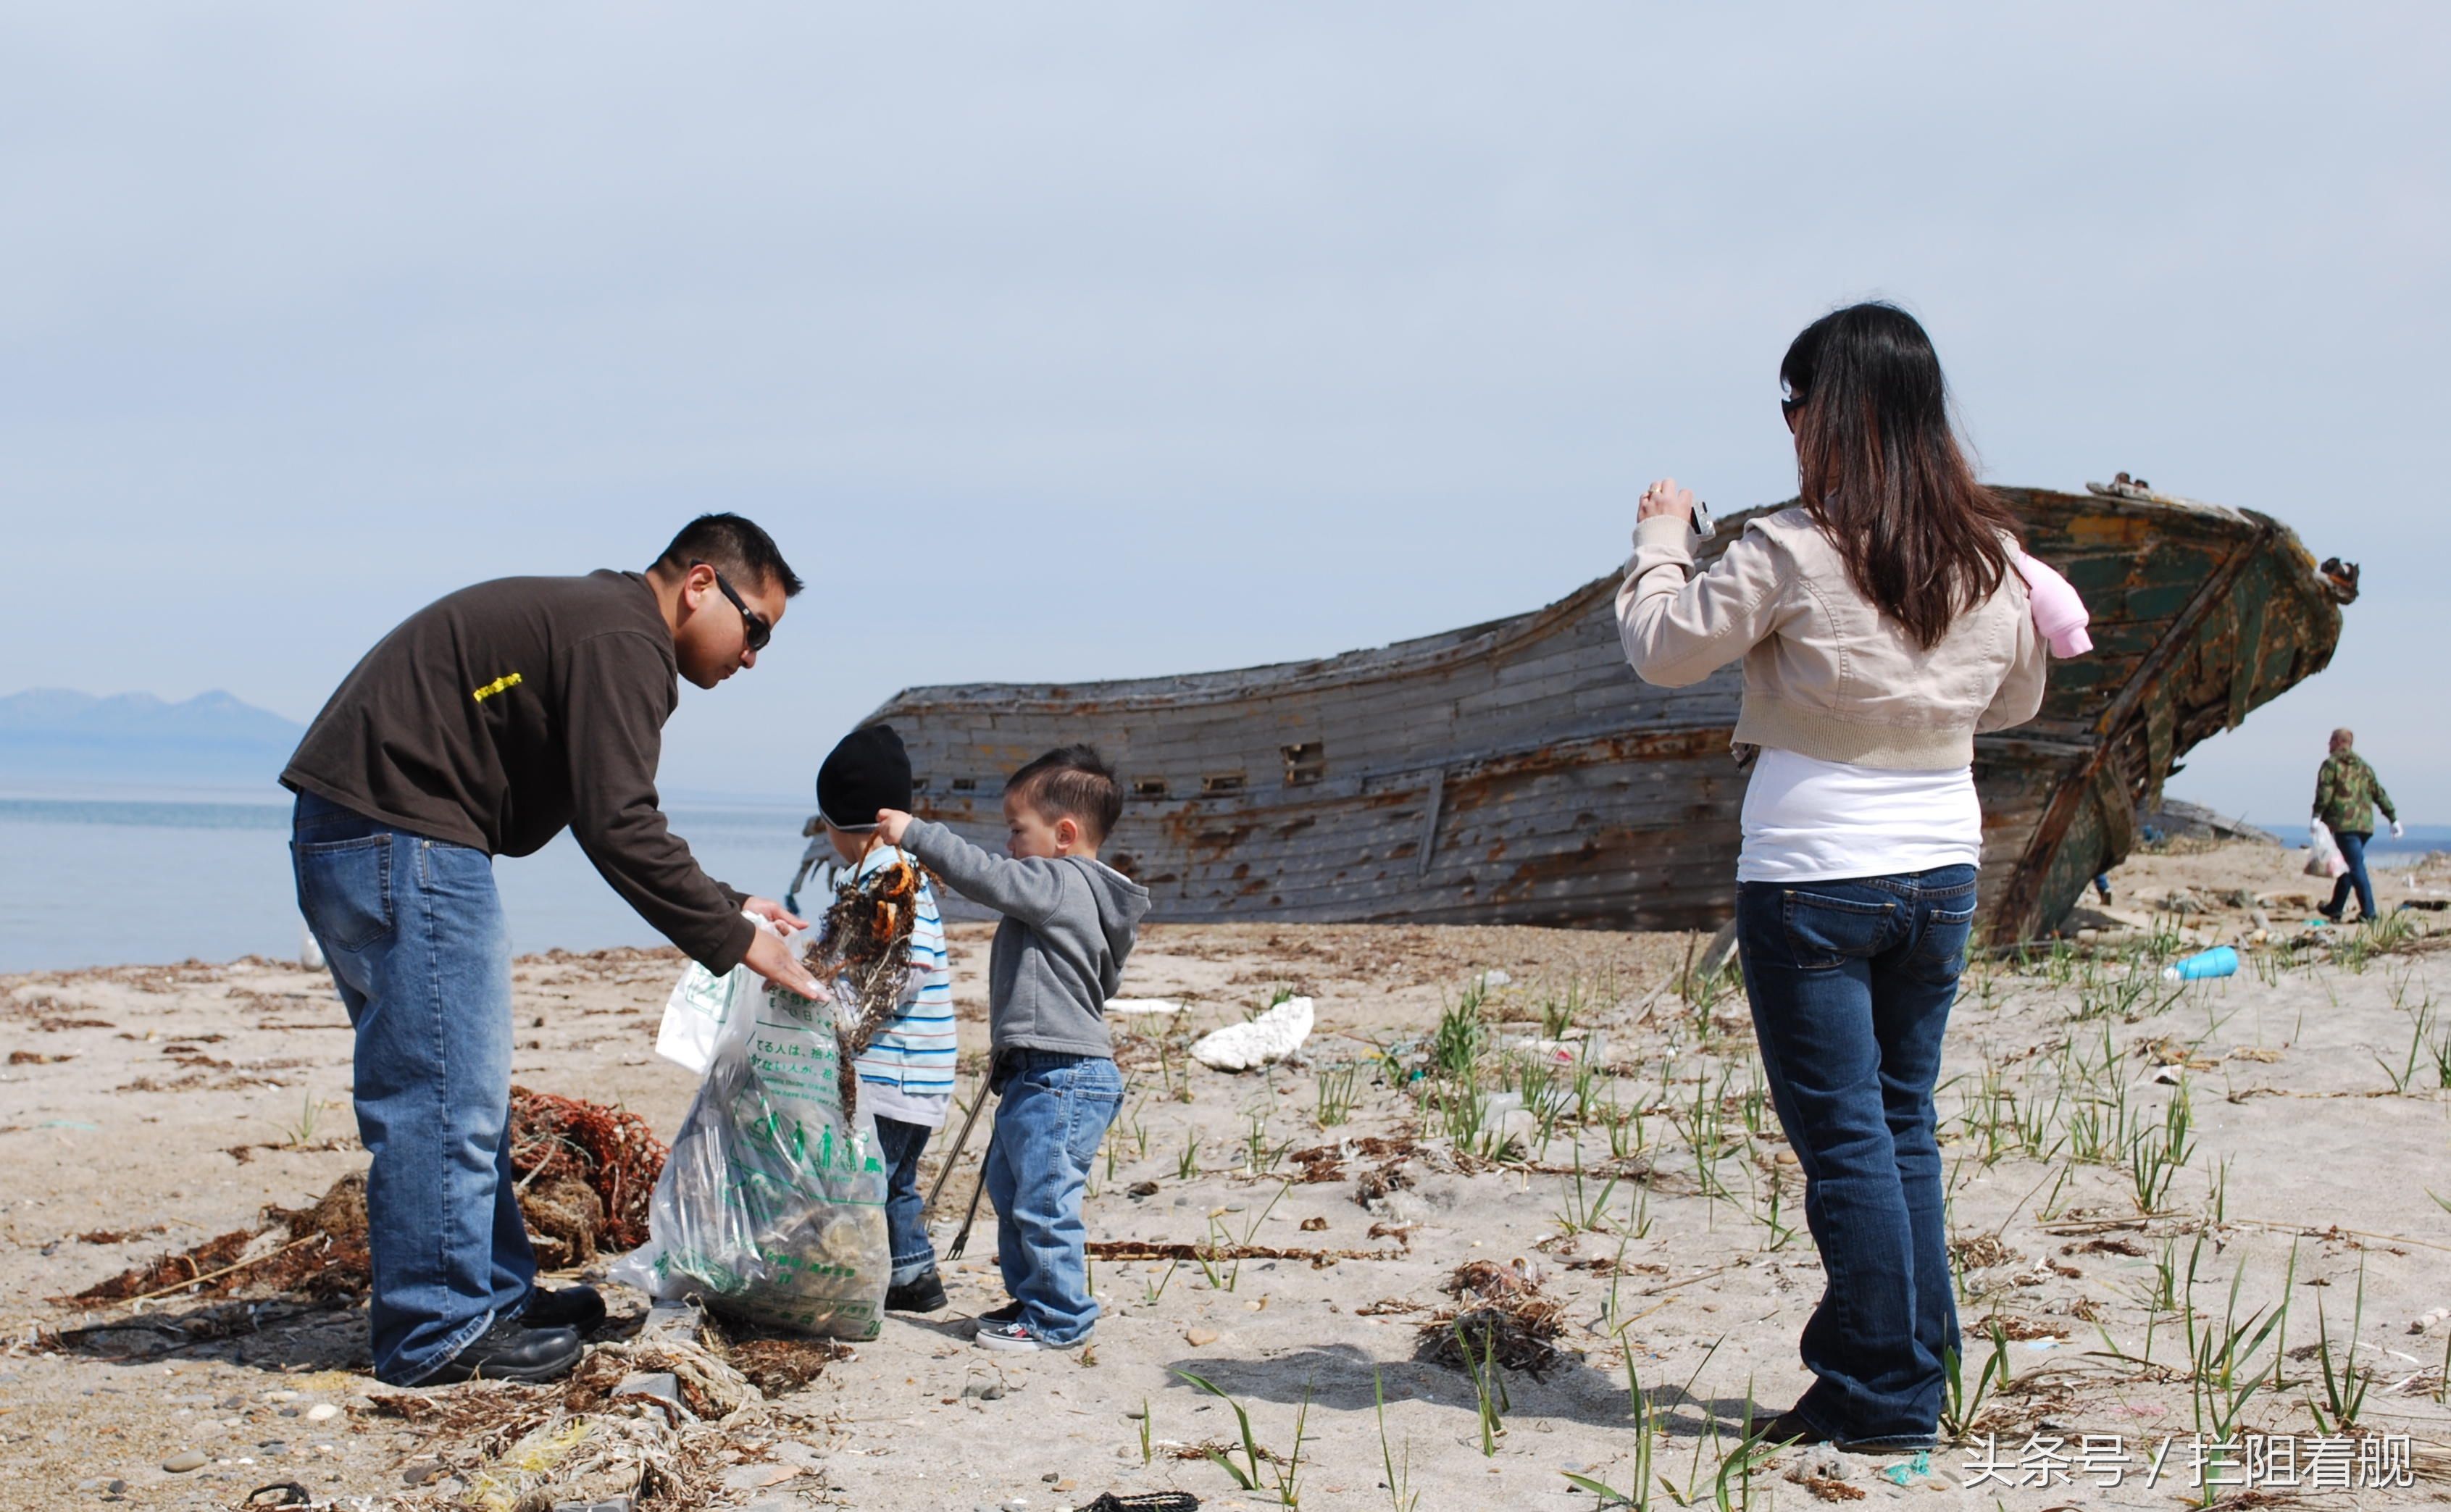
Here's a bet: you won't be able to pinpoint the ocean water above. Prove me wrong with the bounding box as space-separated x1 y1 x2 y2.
4 794 2439 976
0 793 819 974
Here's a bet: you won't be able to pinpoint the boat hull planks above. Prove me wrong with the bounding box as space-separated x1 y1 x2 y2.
873 487 2344 945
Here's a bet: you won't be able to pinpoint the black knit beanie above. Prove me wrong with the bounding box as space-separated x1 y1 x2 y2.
816 723 913 830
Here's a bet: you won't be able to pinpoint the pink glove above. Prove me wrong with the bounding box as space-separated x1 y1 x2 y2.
2013 551 2092 657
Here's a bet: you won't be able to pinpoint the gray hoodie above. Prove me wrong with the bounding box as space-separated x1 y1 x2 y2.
901 819 1151 1059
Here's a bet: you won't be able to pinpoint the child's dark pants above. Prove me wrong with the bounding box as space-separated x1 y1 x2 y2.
873 1116 939 1287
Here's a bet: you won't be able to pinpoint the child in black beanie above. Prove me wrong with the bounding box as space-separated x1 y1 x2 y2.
797 724 956 1313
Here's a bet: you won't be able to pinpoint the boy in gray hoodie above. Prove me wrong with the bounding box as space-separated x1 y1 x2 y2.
874 745 1149 1352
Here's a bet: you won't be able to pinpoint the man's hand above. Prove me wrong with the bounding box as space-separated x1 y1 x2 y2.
1638 477 1695 527
740 895 808 932
743 926 829 1002
875 809 913 845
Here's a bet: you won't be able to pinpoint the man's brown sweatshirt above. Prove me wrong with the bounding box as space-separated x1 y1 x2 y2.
281 570 754 973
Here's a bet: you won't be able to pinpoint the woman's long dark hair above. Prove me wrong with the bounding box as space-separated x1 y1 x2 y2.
1780 303 2020 650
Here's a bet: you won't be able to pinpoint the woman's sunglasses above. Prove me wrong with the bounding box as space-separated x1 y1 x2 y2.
694 562 772 652
1781 393 1805 421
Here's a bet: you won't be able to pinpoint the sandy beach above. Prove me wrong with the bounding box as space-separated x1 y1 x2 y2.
6 836 2450 1511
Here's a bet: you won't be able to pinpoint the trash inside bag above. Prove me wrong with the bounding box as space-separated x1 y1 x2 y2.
613 952 889 1340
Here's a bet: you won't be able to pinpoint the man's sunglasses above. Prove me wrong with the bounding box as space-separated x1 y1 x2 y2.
693 562 772 652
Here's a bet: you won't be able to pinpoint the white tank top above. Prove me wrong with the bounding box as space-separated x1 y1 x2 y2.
1736 748 1984 885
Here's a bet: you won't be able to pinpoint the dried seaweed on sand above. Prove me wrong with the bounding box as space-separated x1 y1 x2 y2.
361 1316 834 1511
507 1086 668 1256
71 1177 371 1304
1085 1238 1404 1268
1416 1258 1566 1376
68 1090 662 1304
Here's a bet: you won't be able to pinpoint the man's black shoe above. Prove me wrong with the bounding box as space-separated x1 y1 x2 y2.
886 1271 949 1313
419 1318 583 1384
519 1284 606 1335
1745 1408 1828 1447
2317 902 2344 923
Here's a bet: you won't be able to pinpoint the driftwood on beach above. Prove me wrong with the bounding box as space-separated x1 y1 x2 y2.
872 481 2348 945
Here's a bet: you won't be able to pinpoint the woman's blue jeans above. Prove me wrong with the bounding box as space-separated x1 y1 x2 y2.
1736 864 1978 1448
290 792 534 1384
984 1051 1122 1345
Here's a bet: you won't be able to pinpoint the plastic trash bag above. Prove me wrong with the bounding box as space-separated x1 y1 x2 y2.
2305 821 2349 880
654 951 736 1076
612 950 890 1340
1190 995 1315 1071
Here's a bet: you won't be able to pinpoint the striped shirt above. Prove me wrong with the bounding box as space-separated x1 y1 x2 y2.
810 845 956 1129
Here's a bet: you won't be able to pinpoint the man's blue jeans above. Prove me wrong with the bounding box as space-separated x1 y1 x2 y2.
2326 827 2376 922
985 1051 1122 1345
873 1115 939 1287
1736 865 1978 1448
291 792 533 1384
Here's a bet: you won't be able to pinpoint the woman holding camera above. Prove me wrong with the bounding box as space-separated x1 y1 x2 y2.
1618 302 2049 1450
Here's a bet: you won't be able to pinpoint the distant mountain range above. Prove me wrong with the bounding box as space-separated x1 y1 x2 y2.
0 688 305 788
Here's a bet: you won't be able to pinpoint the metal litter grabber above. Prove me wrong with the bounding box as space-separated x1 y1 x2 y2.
923 1059 1001 1260
943 1127 995 1261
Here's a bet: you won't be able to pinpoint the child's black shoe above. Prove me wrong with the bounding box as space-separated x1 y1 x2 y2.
886 1270 948 1313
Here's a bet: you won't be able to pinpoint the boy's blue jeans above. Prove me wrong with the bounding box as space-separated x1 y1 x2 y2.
290 792 535 1384
1736 865 1977 1448
985 1051 1122 1345
872 1116 939 1287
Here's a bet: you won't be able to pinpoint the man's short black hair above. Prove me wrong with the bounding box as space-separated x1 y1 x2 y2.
1006 745 1124 843
653 513 803 598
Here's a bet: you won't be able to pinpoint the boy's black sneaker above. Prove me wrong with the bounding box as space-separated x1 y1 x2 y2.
885 1271 948 1313
419 1318 583 1384
2317 902 2344 923
519 1284 606 1335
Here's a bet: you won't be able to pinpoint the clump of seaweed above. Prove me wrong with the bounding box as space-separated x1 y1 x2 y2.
509 1085 669 1258
808 852 924 1112
67 1088 664 1304
1416 1258 1566 1376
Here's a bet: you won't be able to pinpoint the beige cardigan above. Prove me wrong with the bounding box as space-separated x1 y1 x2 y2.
1616 507 2047 769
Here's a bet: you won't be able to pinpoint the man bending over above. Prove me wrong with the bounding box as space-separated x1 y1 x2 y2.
282 514 824 1385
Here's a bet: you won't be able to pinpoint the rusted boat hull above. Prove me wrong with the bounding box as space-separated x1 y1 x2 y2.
873 487 2344 944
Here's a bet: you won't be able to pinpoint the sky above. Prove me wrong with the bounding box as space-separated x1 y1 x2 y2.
3 4 2444 831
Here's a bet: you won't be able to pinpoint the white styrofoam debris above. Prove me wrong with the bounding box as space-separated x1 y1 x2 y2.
1190 995 1315 1072
1104 998 1184 1016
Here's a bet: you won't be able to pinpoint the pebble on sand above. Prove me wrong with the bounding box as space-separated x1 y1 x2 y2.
161 1450 209 1473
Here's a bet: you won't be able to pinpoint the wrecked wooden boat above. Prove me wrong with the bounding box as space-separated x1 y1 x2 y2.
873 483 2350 944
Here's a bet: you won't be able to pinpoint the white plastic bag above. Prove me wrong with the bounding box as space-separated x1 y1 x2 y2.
2305 822 2348 880
656 956 735 1076
614 956 890 1339
656 913 811 1074
1190 995 1316 1071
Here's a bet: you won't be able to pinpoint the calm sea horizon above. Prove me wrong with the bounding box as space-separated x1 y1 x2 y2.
3 789 2443 975
0 788 820 974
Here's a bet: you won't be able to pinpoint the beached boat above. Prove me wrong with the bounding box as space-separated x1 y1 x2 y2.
869 483 2351 944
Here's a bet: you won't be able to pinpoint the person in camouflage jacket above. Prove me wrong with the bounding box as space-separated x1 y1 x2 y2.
2314 728 2400 922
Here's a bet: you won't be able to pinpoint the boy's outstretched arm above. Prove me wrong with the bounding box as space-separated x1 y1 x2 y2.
876 809 1067 927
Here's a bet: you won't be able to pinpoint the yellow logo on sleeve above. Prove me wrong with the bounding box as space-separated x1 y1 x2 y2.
472 672 525 703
